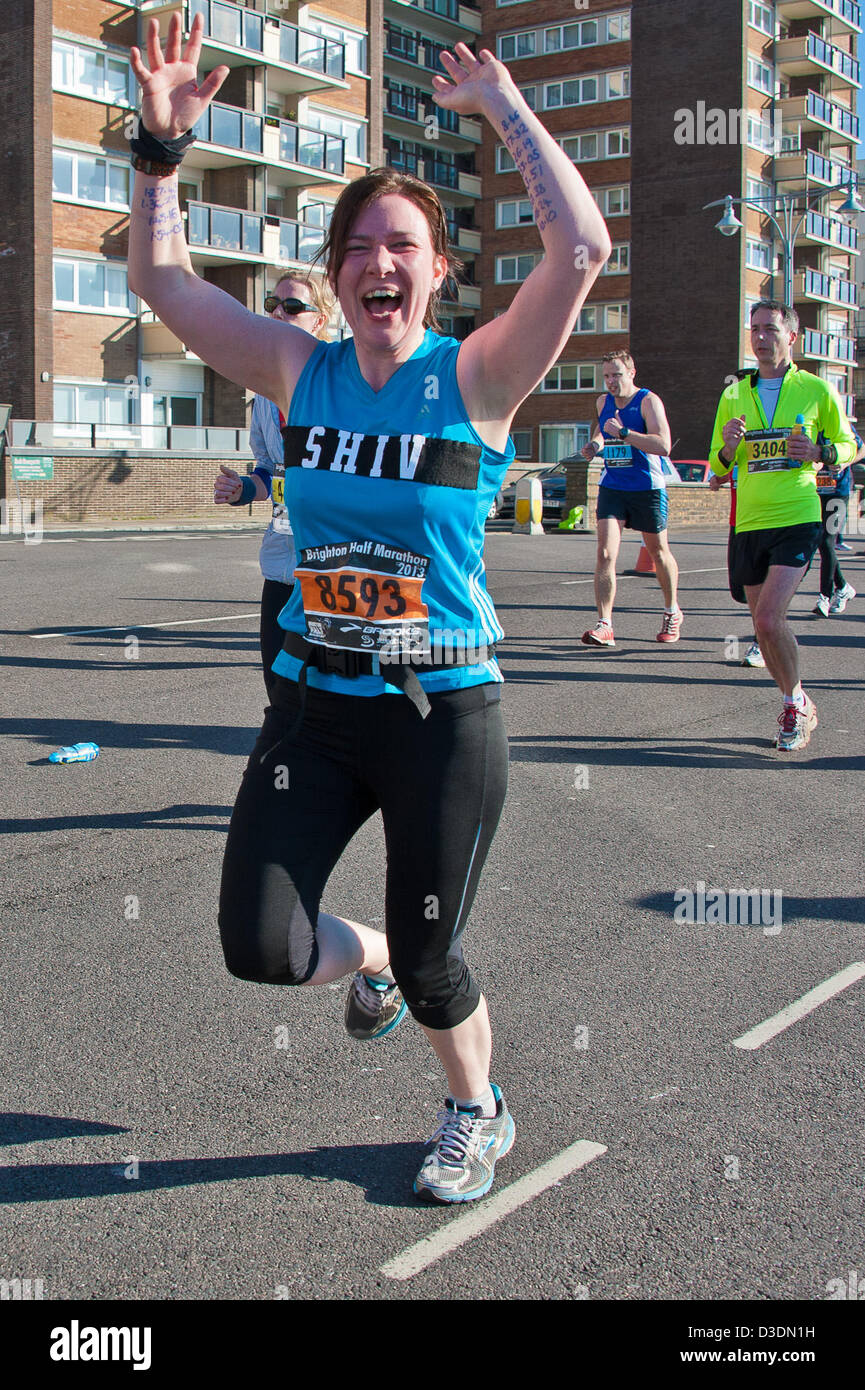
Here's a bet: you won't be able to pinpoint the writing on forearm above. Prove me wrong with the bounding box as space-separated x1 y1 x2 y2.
500 111 558 232
141 184 183 243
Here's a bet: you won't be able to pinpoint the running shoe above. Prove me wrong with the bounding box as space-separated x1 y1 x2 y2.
656 607 683 643
829 583 856 615
344 974 407 1040
813 595 831 618
413 1085 515 1204
775 695 818 752
581 621 615 648
837 541 853 552
741 642 765 668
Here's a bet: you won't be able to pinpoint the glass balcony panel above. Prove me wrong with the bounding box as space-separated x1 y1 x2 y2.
243 11 263 52
212 1 241 47
211 208 241 250
188 203 209 245
243 215 262 254
279 221 298 261
280 24 298 66
243 112 262 153
279 123 298 164
211 104 241 148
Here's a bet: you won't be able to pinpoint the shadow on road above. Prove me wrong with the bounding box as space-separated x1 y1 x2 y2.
0 1143 424 1209
0 1113 128 1147
507 733 865 772
632 892 865 926
1 802 233 836
2 716 259 758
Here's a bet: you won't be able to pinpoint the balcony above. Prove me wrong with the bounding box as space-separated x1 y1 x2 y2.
140 310 202 362
774 147 855 188
775 31 860 86
273 216 327 266
385 0 482 39
797 328 857 363
187 200 264 264
776 0 861 32
779 90 860 143
803 208 859 251
425 164 481 201
384 24 451 77
383 86 482 143
453 225 481 255
186 104 347 186
10 419 251 453
794 267 858 306
140 2 348 95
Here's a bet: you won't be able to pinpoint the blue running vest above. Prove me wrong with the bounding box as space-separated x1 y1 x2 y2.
598 388 667 491
270 329 515 695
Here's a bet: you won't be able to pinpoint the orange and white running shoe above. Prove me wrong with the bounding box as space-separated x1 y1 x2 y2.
656 607 683 643
581 620 615 648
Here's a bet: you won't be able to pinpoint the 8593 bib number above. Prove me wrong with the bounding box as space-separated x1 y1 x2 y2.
295 540 431 653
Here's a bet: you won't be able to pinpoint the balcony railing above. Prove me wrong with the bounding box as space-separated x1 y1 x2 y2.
9 420 251 453
807 31 860 83
385 85 460 133
187 0 345 80
806 89 860 139
188 201 263 256
805 148 854 185
277 216 326 265
805 209 859 250
799 328 857 361
801 267 858 305
278 120 345 176
193 102 263 154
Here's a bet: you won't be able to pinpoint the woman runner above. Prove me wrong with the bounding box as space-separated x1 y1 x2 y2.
128 12 611 1202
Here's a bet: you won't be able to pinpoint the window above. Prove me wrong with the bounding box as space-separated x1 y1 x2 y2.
594 184 630 217
305 107 366 164
603 244 630 274
746 176 773 206
304 15 366 75
496 253 539 283
498 12 630 59
747 112 777 153
518 85 537 110
496 197 534 228
53 148 130 209
604 302 629 331
497 126 629 174
540 364 597 391
53 381 134 426
542 70 629 110
749 2 774 37
748 56 774 95
511 429 533 459
53 256 136 314
499 31 536 61
571 303 629 333
52 40 136 106
746 238 772 271
540 424 585 461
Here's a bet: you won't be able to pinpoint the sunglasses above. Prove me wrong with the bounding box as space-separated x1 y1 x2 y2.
264 294 318 316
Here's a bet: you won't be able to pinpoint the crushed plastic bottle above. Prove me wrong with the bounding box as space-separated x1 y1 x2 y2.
48 743 100 763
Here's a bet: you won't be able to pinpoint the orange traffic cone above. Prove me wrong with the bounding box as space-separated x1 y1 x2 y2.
633 543 656 575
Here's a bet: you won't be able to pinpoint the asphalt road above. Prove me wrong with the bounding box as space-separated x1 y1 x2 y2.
1 521 863 1309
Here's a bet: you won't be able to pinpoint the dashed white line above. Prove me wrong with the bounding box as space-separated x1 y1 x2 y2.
732 963 865 1051
561 566 728 586
379 1139 607 1281
30 613 258 640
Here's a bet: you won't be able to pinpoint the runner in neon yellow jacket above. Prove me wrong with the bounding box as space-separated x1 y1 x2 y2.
709 363 857 533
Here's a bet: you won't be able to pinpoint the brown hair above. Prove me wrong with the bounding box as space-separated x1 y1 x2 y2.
750 299 799 335
602 350 635 369
272 271 336 338
313 168 464 332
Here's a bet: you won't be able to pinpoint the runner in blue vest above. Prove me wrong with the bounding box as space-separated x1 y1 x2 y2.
128 15 612 1204
581 351 681 646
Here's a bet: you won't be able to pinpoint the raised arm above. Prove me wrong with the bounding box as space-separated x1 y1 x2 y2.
127 13 317 411
435 46 612 429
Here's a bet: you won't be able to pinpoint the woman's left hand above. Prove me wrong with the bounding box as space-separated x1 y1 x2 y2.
431 44 513 116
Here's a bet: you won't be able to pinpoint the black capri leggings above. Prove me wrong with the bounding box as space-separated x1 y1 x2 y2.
218 675 508 1030
259 579 294 698
817 495 846 598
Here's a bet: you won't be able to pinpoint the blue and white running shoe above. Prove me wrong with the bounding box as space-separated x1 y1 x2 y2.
413 1084 515 1203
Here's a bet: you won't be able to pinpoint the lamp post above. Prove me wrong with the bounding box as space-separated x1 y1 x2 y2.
703 182 864 309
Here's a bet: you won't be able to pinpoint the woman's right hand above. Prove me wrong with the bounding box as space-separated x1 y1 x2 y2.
214 464 243 505
130 12 228 140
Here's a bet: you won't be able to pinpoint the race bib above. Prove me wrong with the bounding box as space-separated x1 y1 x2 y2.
295 540 430 653
816 470 836 490
744 428 799 473
270 473 292 531
604 443 633 466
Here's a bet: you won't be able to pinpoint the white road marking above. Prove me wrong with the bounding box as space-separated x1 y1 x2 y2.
380 1139 607 1281
732 963 865 1051
560 566 727 586
145 562 197 573
30 613 258 640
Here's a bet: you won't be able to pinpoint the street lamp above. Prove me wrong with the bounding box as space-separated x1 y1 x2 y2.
703 181 862 308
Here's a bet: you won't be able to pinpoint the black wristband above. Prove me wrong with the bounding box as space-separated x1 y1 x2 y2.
229 475 257 506
129 115 196 168
821 443 839 467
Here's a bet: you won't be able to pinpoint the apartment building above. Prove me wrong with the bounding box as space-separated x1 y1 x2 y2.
3 0 372 445
480 0 632 463
383 0 483 339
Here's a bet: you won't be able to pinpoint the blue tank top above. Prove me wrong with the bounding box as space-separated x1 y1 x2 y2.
270 329 515 696
598 388 667 491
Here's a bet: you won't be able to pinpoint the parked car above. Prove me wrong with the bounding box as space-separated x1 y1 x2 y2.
673 460 713 483
498 462 568 520
486 488 505 521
